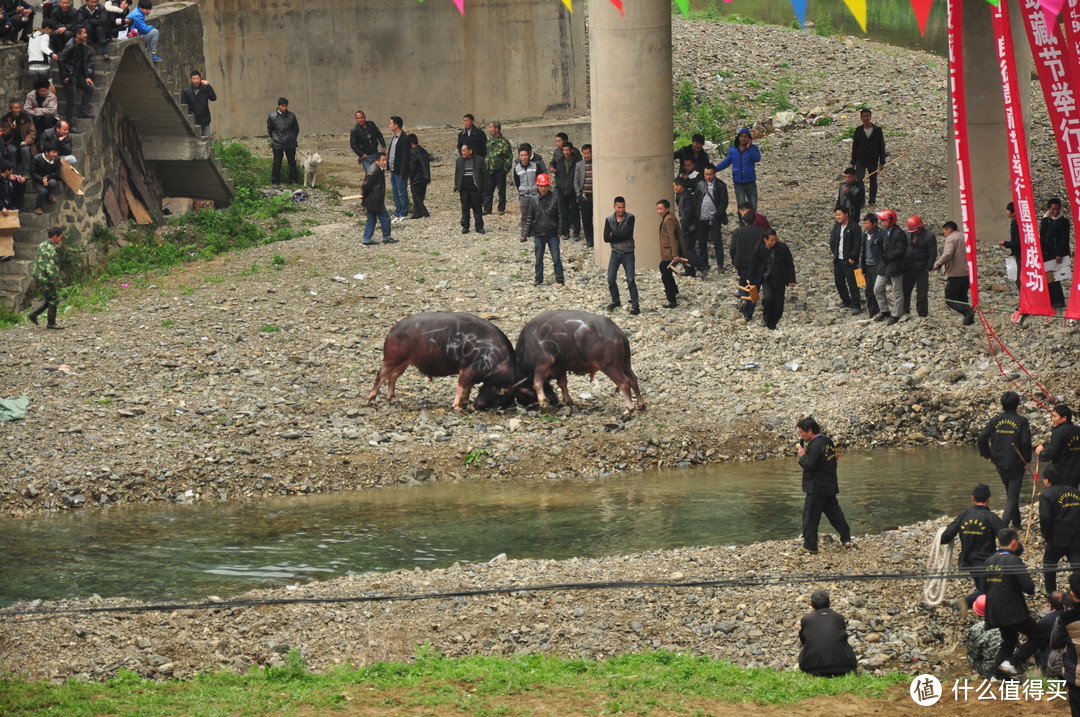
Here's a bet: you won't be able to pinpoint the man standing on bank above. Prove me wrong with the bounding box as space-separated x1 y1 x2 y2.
656 198 689 309
180 71 216 138
27 226 65 329
349 111 385 173
267 97 299 186
796 417 852 555
603 196 640 316
1037 404 1080 489
850 108 886 208
750 228 796 330
454 144 488 235
978 391 1032 530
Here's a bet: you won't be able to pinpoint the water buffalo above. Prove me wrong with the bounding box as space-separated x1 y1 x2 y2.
515 310 645 416
367 312 518 410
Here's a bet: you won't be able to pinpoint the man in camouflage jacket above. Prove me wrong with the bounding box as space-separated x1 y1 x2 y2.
484 121 513 215
27 225 64 329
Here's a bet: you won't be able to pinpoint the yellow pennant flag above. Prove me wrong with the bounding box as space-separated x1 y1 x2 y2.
842 0 867 31
562 0 572 10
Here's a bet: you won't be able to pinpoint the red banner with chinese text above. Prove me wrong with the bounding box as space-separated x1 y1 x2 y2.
993 0 1054 316
1021 0 1080 319
948 0 980 306
1063 0 1080 317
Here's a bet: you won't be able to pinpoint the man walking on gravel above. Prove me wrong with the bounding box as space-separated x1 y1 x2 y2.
796 417 852 555
27 225 65 329
851 108 886 208
978 391 1032 530
360 153 394 246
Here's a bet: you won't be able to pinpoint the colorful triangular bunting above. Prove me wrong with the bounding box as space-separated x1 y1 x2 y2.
842 0 868 31
910 0 934 35
789 0 808 28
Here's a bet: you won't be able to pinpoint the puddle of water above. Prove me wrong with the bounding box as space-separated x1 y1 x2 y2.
0 446 989 606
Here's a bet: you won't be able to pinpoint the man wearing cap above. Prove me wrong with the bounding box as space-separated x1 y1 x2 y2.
834 167 864 220
1037 405 1080 489
798 589 858 677
1040 465 1080 594
979 391 1032 530
932 220 974 325
941 483 1006 610
521 173 563 286
902 216 936 318
27 226 65 329
266 97 299 186
986 528 1044 677
964 594 1003 679
874 209 907 325
715 128 761 210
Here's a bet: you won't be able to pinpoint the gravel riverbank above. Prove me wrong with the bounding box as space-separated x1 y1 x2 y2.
1 17 1076 683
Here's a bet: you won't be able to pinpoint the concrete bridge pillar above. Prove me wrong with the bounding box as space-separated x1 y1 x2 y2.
948 0 1032 246
590 4 672 270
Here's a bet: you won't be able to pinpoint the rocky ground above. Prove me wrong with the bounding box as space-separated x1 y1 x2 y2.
1 17 1077 686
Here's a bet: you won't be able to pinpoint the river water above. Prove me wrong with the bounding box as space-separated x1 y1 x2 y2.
0 447 996 607
690 0 947 56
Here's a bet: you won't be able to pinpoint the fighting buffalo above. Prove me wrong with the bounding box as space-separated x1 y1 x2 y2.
367 312 519 410
514 310 645 416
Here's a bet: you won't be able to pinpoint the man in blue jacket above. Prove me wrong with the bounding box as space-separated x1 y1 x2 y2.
716 128 761 210
128 0 160 62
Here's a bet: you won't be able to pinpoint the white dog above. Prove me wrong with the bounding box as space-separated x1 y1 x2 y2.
300 151 323 188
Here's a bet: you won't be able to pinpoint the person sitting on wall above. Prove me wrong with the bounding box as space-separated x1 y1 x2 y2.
24 80 59 137
127 0 161 61
48 0 79 54
29 145 61 213
40 121 76 166
0 159 28 218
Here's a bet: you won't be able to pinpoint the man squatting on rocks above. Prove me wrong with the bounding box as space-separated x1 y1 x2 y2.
798 589 858 677
978 390 1032 531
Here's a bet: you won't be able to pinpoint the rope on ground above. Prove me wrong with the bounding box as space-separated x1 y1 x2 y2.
974 306 1055 411
922 526 952 607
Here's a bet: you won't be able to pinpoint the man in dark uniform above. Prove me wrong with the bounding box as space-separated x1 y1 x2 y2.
941 483 1006 610
798 589 858 676
796 417 852 555
1040 465 1080 594
978 391 1032 530
1038 405 1080 488
985 528 1044 677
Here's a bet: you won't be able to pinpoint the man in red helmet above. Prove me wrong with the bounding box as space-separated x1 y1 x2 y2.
902 215 936 318
873 209 906 325
521 173 564 286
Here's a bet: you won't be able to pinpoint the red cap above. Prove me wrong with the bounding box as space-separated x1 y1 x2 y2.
535 174 550 186
906 216 923 231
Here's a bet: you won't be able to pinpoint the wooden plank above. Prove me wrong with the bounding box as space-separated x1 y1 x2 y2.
103 185 123 227
60 159 84 195
123 185 153 225
117 143 164 225
118 166 130 218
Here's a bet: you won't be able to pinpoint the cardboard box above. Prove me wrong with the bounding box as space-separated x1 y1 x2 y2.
162 197 195 216
0 210 18 236
0 235 12 258
60 160 84 195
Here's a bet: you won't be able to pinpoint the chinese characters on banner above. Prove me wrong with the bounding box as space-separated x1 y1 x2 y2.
992 0 1054 315
947 0 981 306
1019 0 1080 317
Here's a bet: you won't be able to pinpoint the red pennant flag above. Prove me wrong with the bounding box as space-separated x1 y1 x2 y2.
911 0 934 36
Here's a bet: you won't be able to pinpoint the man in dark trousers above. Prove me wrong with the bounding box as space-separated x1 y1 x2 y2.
830 206 862 315
796 417 852 555
941 483 1006 610
27 226 64 329
59 26 95 131
986 528 1044 676
978 391 1032 530
860 212 884 319
266 97 299 186
1040 198 1071 308
386 116 410 222
454 144 488 235
850 108 886 207
603 196 639 316
730 203 768 322
359 152 393 246
902 215 936 318
180 71 216 137
1037 404 1080 488
407 134 430 219
749 229 796 330
1049 573 1080 713
1040 465 1080 594
798 589 858 676
521 173 563 286
554 142 580 239
694 165 728 275
350 111 385 173
656 198 689 309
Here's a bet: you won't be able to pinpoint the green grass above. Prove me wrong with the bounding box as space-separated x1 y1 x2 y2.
258 324 280 333
0 650 909 717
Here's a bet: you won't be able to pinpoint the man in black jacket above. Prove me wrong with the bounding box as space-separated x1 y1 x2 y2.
850 108 886 206
0 160 27 216
76 0 110 57
941 483 1006 610
453 144 488 235
360 152 392 246
521 173 563 286
407 134 430 219
798 589 858 676
1037 404 1080 488
985 528 1043 676
59 26 95 129
457 114 486 158
180 71 216 137
350 111 385 173
1039 465 1080 594
553 143 580 239
1040 198 1070 308
873 209 907 325
29 146 61 213
694 165 728 275
796 417 851 554
386 116 410 221
978 391 1032 530
902 216 936 318
673 133 710 175
266 97 299 186
49 0 79 54
730 203 767 322
749 229 796 330
673 177 697 267
835 167 864 220
830 207 862 314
